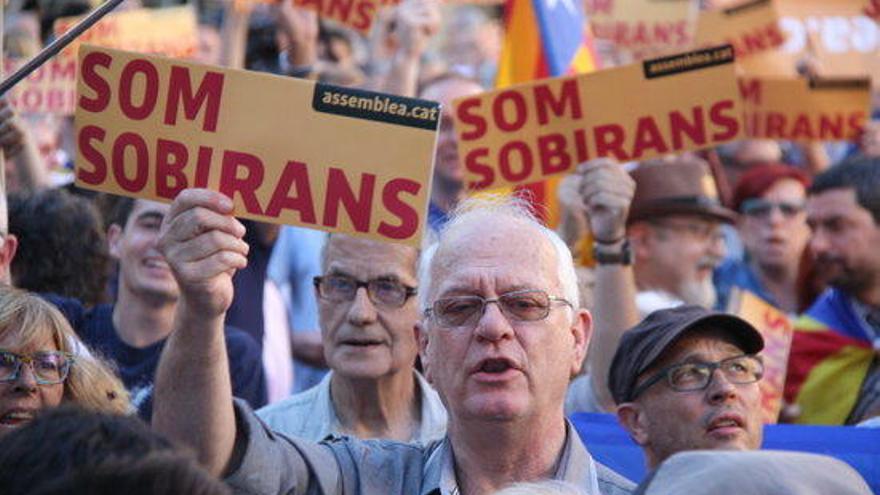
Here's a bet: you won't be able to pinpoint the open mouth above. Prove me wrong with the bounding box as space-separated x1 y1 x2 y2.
0 410 35 427
707 414 744 434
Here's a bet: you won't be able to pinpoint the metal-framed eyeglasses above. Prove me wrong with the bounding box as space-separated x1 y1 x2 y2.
424 289 573 328
0 349 74 385
313 275 417 308
629 354 764 401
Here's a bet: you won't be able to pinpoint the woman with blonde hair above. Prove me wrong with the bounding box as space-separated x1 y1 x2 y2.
0 286 130 434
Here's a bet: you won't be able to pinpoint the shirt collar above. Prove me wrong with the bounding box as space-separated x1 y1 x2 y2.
420 420 600 495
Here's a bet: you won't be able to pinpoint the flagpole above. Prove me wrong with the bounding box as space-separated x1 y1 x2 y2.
0 0 125 96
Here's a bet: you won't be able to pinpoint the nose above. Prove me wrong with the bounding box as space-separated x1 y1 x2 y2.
346 287 378 326
706 368 738 405
472 301 515 343
808 227 830 258
12 363 39 393
707 231 727 260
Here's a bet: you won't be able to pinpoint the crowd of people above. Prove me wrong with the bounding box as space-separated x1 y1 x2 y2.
0 0 879 493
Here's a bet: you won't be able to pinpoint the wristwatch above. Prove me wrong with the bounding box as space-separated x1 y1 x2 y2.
593 239 632 266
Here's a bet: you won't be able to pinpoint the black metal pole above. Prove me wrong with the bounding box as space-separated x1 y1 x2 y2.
0 0 125 96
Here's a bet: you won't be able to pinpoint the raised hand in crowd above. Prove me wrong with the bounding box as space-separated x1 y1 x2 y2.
0 98 49 193
153 189 248 473
568 159 639 412
275 1 319 77
380 0 441 96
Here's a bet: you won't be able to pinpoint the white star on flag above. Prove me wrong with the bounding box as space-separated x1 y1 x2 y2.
544 0 577 16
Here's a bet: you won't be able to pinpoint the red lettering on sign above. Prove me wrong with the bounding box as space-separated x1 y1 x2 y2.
631 116 669 158
112 132 149 193
80 51 112 113
790 114 814 140
819 114 844 140
457 98 487 141
594 124 629 161
535 80 582 125
164 66 225 132
265 160 317 222
493 91 528 133
324 168 375 232
465 148 493 189
765 112 786 138
738 79 762 105
119 60 160 121
352 0 375 31
378 178 421 240
156 138 189 199
538 133 573 175
498 141 533 182
195 147 213 188
709 100 740 141
670 107 707 149
77 125 108 185
220 151 265 215
847 112 867 139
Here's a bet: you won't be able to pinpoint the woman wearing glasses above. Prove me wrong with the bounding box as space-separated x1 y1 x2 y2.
714 163 814 314
0 287 129 435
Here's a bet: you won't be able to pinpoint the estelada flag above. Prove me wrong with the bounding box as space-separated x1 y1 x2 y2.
494 0 600 227
784 312 874 425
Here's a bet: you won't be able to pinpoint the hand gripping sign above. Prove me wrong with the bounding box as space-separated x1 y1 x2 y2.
453 45 745 192
74 45 440 246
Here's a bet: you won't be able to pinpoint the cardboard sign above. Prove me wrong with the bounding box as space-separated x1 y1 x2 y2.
737 0 880 86
453 45 744 191
292 0 398 33
739 77 871 142
727 288 794 424
586 0 698 61
54 6 198 60
74 45 440 246
694 0 785 59
4 58 77 115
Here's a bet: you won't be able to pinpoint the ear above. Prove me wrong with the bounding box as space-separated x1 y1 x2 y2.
616 402 651 447
107 224 122 260
569 308 592 377
0 234 18 284
415 321 433 384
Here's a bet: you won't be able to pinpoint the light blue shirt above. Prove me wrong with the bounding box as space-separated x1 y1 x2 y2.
257 371 448 444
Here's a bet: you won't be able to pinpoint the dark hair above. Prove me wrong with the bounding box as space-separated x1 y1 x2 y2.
9 189 111 306
809 156 880 224
0 406 228 495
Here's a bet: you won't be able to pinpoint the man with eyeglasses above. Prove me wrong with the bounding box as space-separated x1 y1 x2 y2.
151 189 635 494
256 234 447 443
617 157 734 314
609 305 765 469
714 163 811 313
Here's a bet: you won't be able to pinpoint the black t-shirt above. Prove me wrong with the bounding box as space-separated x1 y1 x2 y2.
46 295 267 420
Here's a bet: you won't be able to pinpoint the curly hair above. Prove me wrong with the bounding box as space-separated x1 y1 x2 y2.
9 189 111 307
0 287 131 415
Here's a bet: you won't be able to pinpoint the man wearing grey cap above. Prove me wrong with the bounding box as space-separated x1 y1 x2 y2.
609 305 766 469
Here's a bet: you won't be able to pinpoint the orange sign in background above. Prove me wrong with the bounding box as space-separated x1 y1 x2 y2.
694 0 785 59
74 46 440 246
585 0 698 61
54 5 199 60
728 288 794 424
453 46 744 191
4 58 77 115
738 77 871 142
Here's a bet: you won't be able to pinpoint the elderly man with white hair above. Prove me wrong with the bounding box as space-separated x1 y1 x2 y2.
151 188 635 495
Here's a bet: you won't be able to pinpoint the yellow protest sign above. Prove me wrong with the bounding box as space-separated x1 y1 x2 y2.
739 77 871 142
74 45 440 246
727 288 794 424
54 5 198 60
453 45 744 191
737 0 880 86
292 0 398 33
4 58 77 115
694 0 785 59
586 0 699 60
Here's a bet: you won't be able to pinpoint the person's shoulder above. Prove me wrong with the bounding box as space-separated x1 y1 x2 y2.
256 384 323 425
595 461 637 495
